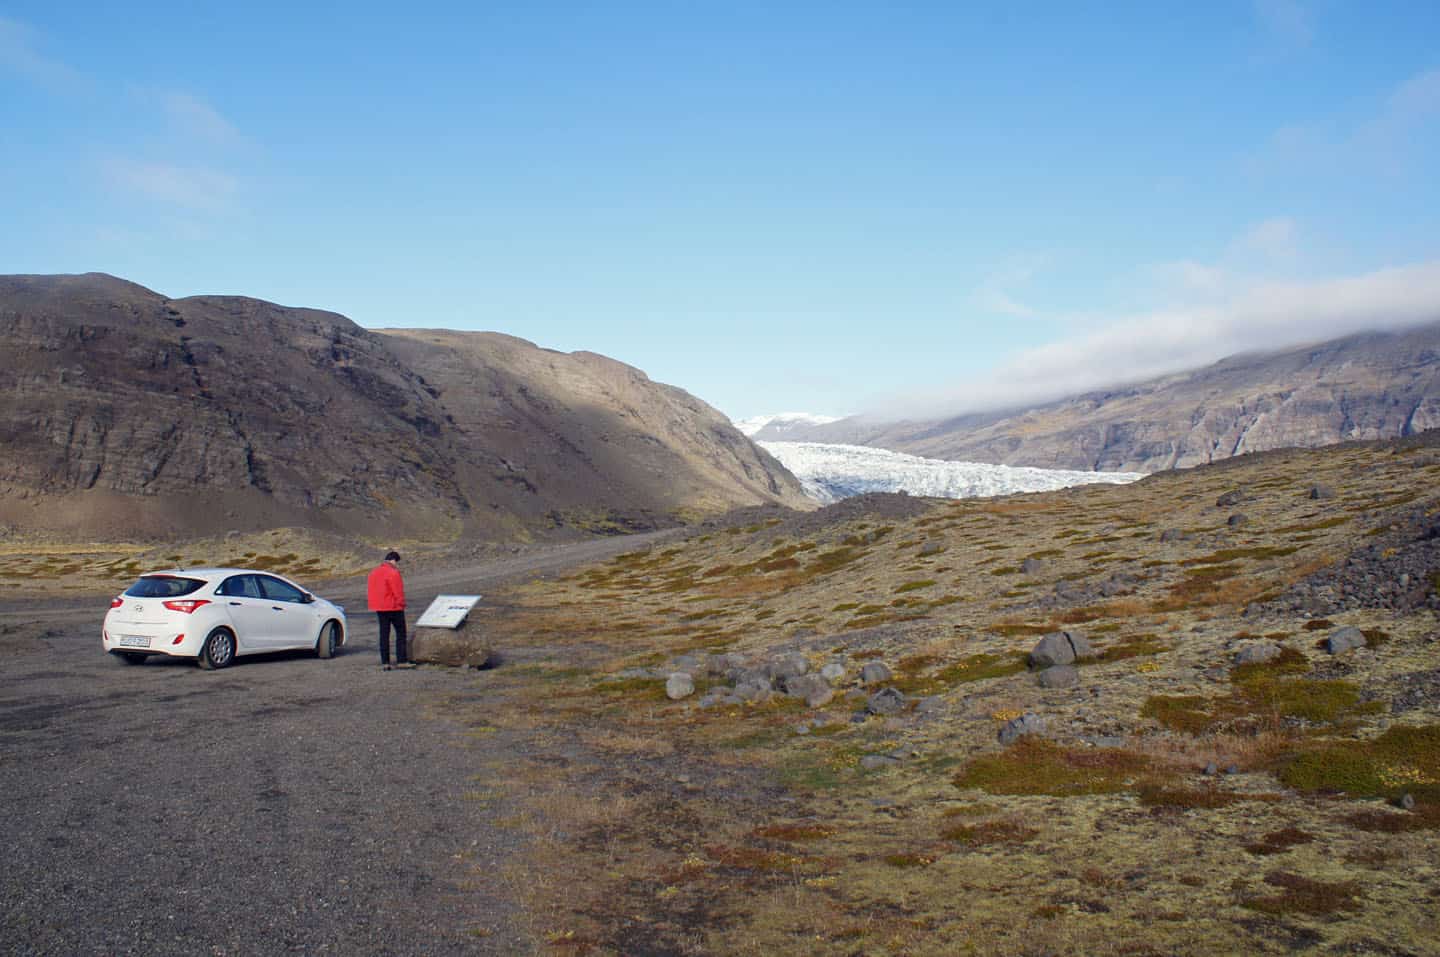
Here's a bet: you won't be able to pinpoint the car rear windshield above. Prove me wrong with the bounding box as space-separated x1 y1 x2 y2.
124 576 207 598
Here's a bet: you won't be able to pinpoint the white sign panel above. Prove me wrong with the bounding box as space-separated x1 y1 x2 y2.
415 594 482 629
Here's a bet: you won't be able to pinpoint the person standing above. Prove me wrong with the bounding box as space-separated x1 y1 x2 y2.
367 550 412 670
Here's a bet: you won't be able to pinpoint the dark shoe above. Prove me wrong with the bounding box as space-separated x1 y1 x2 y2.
381 663 394 671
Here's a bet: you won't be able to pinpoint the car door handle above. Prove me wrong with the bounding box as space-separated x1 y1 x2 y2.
229 601 241 606
271 606 284 611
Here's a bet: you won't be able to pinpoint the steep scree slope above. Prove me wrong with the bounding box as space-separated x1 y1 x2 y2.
0 273 806 539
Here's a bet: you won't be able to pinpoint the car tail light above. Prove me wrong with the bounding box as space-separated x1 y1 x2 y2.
172 634 185 645
110 596 124 608
162 599 211 614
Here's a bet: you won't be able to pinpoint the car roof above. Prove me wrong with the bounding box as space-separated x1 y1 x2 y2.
138 568 290 580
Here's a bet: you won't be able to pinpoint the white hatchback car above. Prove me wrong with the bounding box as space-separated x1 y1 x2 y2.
102 568 347 669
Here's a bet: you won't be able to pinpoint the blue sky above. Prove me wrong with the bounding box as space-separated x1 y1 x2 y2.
3 2 1439 422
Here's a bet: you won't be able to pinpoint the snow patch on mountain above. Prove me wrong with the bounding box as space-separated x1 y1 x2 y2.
760 441 1146 504
735 412 842 438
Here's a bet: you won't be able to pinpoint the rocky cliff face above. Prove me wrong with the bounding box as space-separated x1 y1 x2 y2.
783 324 1440 472
377 329 808 532
0 273 807 539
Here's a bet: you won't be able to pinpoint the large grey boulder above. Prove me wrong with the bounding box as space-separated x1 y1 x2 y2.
860 661 892 685
1234 643 1281 666
781 673 830 701
1037 664 1080 689
805 687 835 708
998 712 1044 745
866 687 907 715
1324 626 1367 655
1029 631 1096 668
820 662 847 685
666 673 695 700
767 654 810 681
734 676 772 702
670 654 706 676
1216 490 1245 507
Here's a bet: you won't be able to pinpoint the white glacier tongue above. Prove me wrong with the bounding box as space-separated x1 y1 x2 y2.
760 441 1146 503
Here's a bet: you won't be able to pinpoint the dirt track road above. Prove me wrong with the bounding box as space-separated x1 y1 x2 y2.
0 531 676 956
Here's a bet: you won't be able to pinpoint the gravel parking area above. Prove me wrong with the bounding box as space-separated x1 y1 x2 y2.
0 532 675 956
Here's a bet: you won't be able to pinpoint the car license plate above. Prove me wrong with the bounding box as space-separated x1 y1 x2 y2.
118 635 151 649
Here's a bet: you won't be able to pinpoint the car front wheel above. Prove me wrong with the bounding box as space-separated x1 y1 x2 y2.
199 628 236 670
316 620 340 659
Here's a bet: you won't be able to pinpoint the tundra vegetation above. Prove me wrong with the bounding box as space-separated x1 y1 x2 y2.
445 435 1440 955
18 437 1440 954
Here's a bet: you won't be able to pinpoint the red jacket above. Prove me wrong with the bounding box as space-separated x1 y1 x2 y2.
367 562 406 612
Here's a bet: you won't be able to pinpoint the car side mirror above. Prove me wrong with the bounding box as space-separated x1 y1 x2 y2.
301 593 315 604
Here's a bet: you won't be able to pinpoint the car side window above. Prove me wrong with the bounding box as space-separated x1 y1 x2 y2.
259 576 305 603
218 575 262 599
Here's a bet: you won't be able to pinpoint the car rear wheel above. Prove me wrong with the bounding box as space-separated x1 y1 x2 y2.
316 620 340 659
199 628 236 670
117 652 147 666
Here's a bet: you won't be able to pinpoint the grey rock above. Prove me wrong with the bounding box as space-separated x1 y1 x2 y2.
915 696 946 714
866 687 907 715
780 673 829 700
1225 765 1240 775
1203 762 1218 776
1216 490 1245 507
918 541 944 557
1029 631 1096 668
1037 664 1080 689
1159 528 1191 543
1324 626 1367 655
1021 557 1046 575
1234 643 1281 666
1227 513 1249 528
767 654 810 681
805 688 835 709
1309 484 1336 500
820 662 847 685
860 662 892 685
670 654 705 676
733 679 772 702
998 712 1044 745
705 653 740 676
1401 793 1417 810
735 667 770 689
860 754 901 771
666 673 695 700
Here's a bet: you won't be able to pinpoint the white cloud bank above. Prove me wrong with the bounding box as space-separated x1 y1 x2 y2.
869 260 1440 422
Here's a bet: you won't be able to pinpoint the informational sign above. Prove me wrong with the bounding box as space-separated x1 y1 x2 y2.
415 594 482 629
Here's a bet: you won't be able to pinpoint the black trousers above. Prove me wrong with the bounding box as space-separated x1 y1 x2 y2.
376 610 408 664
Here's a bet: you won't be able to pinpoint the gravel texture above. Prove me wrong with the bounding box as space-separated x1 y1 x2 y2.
0 532 675 956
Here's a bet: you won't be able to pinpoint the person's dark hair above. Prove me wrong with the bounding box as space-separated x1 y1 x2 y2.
384 550 402 563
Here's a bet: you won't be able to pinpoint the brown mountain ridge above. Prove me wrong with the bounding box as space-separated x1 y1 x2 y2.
0 273 808 540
